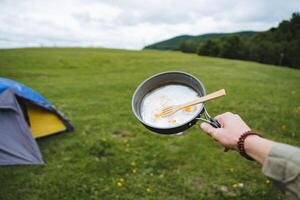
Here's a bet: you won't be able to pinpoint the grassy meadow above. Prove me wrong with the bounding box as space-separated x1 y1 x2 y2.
0 48 299 200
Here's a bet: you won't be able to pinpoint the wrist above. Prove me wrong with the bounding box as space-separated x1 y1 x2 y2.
237 130 263 161
244 136 276 164
244 135 261 152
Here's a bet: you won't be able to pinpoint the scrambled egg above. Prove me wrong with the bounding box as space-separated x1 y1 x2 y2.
141 84 202 128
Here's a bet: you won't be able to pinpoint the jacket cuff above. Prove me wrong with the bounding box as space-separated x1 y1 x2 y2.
262 143 300 182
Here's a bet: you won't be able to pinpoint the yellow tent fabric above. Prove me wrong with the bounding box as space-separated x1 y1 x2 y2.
25 102 66 138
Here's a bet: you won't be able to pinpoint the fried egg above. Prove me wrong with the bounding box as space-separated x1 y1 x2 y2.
141 84 202 128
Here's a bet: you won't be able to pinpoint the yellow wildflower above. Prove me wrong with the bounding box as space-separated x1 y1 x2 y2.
146 188 151 192
116 181 123 187
294 106 300 113
232 184 238 188
132 168 137 174
266 179 271 184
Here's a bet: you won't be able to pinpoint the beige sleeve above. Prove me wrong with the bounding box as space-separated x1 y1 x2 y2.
262 143 300 200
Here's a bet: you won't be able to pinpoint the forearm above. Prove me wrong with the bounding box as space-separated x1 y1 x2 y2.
244 136 276 165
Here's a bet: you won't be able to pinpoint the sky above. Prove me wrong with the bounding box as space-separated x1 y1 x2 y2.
0 0 299 50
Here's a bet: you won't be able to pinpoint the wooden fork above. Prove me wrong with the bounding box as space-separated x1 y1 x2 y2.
158 89 226 117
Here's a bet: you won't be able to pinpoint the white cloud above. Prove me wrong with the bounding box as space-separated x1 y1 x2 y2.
0 0 299 49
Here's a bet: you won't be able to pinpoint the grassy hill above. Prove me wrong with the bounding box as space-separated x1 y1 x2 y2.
144 31 258 50
0 48 299 200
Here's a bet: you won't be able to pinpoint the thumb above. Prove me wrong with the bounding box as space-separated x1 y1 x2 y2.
200 122 217 137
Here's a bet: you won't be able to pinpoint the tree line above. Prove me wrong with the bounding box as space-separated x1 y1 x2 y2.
179 13 300 69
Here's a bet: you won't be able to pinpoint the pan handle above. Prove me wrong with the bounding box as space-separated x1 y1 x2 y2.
208 117 221 128
198 107 221 128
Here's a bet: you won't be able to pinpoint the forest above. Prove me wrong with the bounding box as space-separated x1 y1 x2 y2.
179 13 300 69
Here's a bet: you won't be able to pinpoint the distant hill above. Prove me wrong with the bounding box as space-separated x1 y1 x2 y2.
144 31 258 50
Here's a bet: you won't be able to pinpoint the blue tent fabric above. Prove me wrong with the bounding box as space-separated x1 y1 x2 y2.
0 78 73 165
0 89 44 165
0 78 51 108
0 78 74 133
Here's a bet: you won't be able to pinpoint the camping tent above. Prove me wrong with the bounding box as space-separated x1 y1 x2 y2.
0 78 73 165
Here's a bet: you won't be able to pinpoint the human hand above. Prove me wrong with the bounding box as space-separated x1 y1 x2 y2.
200 112 251 151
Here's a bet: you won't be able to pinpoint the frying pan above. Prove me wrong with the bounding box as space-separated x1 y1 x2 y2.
131 71 221 134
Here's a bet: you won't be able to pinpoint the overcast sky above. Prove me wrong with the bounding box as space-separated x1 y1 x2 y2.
0 0 299 49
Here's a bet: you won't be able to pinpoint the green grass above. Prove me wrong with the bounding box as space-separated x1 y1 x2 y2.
0 48 299 200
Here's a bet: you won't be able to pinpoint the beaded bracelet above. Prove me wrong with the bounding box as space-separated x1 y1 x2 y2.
237 130 263 161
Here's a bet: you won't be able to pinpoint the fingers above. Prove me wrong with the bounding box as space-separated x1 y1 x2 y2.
215 112 232 120
200 122 217 137
200 122 225 145
214 112 236 125
201 112 236 133
214 114 223 121
200 122 231 150
214 114 225 128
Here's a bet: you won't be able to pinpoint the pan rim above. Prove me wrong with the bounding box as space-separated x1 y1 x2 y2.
131 71 207 132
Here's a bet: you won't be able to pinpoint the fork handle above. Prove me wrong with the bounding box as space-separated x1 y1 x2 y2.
180 89 226 108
